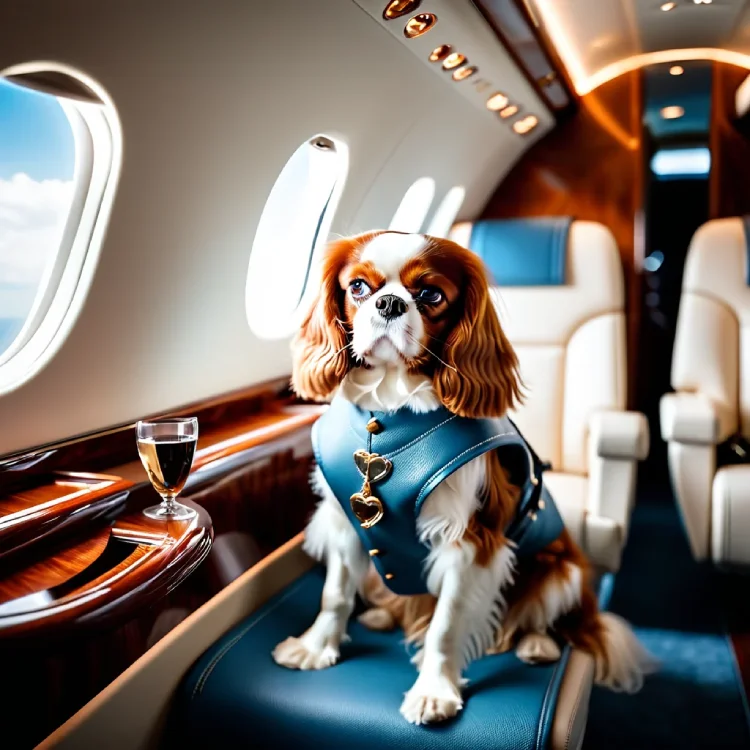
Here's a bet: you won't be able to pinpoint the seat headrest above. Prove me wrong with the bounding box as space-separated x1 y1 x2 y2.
468 217 573 286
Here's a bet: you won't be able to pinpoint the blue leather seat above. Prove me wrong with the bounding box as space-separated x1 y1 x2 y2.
169 566 609 749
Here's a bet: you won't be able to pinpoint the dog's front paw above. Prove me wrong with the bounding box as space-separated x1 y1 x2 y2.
400 674 463 725
515 633 561 664
272 636 340 671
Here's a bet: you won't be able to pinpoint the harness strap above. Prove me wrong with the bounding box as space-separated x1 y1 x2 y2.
503 418 554 549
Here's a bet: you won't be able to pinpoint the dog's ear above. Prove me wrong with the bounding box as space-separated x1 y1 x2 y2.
291 233 382 401
290 240 352 401
432 247 523 418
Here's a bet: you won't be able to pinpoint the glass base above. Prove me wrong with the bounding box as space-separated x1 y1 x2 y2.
143 500 196 521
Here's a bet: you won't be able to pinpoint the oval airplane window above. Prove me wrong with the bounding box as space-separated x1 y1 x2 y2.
246 134 348 340
427 185 466 238
389 177 435 233
0 64 121 395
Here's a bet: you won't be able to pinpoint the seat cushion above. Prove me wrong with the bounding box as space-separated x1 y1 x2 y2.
544 472 622 570
169 567 576 750
712 465 750 566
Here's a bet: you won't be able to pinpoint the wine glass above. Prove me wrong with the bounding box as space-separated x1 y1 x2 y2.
136 417 198 520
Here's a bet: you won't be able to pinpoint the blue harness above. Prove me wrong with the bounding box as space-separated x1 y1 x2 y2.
312 394 565 596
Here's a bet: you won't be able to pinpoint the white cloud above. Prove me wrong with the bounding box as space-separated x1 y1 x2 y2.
0 172 74 317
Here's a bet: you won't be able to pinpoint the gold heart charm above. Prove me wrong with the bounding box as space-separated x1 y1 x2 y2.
350 492 384 529
353 450 392 483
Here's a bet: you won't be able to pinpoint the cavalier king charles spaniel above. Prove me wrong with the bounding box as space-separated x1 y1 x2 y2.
272 230 653 726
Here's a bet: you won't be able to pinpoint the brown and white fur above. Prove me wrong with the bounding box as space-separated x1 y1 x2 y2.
272 230 654 725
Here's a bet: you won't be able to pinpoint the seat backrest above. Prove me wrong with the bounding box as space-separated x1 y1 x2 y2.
671 217 750 437
451 218 626 475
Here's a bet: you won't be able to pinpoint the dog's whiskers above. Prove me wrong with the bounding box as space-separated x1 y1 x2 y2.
333 340 354 357
405 331 458 373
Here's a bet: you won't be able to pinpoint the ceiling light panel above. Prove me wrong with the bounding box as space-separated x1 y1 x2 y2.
529 0 750 96
354 0 552 133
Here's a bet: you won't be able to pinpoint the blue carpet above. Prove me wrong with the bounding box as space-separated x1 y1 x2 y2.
583 488 750 749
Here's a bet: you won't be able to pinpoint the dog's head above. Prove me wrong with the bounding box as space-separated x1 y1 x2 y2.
291 230 522 418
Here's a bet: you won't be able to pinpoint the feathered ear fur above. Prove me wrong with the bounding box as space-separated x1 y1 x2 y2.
432 245 523 418
291 232 379 401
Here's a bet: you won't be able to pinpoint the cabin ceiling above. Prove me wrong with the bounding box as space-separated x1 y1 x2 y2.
529 0 750 93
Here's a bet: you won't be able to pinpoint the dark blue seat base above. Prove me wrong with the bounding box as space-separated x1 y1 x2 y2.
168 566 581 750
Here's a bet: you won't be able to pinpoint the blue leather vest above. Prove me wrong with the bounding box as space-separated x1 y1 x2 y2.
312 395 565 596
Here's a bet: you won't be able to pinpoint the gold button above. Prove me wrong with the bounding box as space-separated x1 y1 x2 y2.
369 549 380 557
539 499 546 510
385 573 395 580
366 419 383 434
530 512 538 522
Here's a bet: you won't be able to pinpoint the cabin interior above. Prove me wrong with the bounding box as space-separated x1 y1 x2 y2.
2 1 750 748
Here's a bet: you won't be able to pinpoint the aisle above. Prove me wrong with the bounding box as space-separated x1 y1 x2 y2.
583 486 750 749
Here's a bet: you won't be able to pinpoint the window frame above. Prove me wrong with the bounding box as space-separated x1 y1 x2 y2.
0 61 121 395
388 177 436 234
427 185 466 238
245 133 349 341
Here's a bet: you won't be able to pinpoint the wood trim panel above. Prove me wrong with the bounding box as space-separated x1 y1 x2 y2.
0 376 292 495
479 72 645 407
0 403 323 642
191 404 324 473
0 499 212 642
709 62 750 219
0 473 131 562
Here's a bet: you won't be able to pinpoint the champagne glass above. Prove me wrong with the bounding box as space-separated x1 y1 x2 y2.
136 417 198 520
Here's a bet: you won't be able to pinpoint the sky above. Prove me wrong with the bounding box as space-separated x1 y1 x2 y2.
0 79 75 331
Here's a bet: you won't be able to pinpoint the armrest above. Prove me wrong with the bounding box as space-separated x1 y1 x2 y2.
660 392 735 445
589 411 649 461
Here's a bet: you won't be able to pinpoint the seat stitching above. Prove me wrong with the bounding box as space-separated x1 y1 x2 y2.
385 416 457 458
416 431 513 505
535 647 566 750
564 656 587 750
191 578 308 699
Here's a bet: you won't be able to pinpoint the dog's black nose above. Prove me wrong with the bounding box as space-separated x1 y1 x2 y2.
376 294 407 320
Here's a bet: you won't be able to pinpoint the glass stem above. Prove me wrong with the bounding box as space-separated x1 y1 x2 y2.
163 494 177 514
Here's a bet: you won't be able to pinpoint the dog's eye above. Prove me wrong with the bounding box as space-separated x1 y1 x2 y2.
349 279 371 299
417 287 443 305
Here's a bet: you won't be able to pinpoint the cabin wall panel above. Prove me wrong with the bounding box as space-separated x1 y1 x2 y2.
0 0 550 456
709 62 750 219
479 72 645 407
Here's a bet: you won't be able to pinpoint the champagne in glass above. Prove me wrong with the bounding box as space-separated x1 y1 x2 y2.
136 417 198 520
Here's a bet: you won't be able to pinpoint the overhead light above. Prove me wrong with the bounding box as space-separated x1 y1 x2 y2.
499 104 519 118
513 115 539 135
442 52 466 70
429 44 452 62
693 0 712 4
669 65 684 75
383 0 421 20
486 92 510 111
661 105 685 119
404 13 437 38
452 66 477 81
660 2 677 10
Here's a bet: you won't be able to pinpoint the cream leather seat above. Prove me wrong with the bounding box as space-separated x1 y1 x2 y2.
660 217 750 567
452 218 649 571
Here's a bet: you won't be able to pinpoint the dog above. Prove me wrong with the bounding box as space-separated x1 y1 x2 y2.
272 230 653 726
